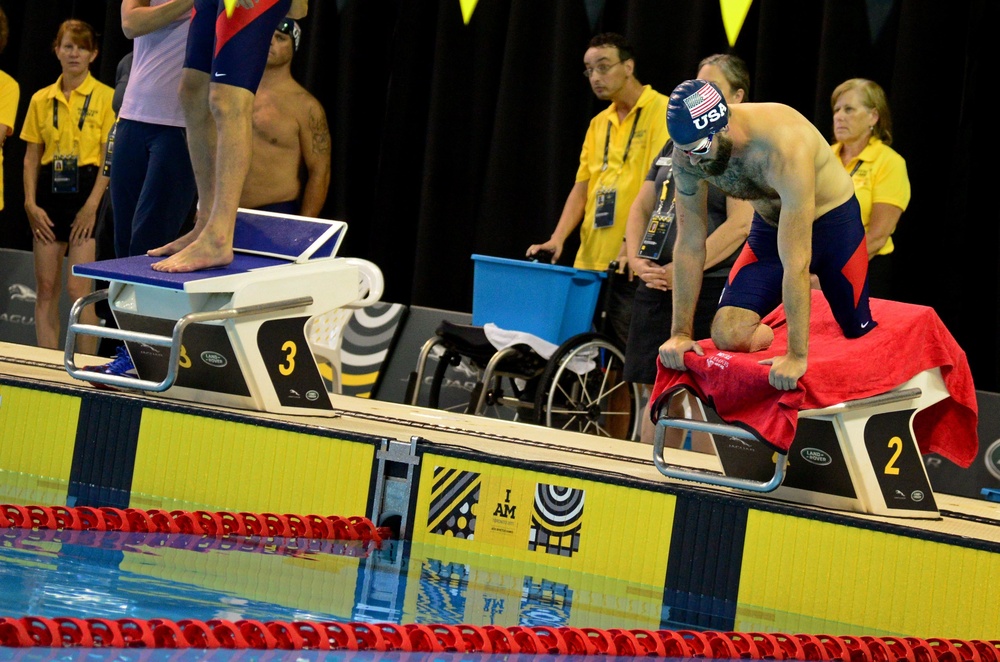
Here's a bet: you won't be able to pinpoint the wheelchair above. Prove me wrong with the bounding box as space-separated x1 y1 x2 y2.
405 258 641 441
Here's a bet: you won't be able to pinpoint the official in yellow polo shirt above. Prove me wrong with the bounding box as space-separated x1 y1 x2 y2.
527 33 669 350
0 6 20 212
20 19 114 353
831 78 910 298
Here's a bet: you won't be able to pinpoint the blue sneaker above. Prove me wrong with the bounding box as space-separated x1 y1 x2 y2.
82 345 138 389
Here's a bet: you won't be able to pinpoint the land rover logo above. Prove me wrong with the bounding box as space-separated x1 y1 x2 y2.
800 448 832 466
910 490 925 502
305 390 320 402
986 439 1000 481
200 351 227 367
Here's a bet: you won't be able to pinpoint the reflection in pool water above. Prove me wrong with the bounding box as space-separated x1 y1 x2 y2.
0 526 676 631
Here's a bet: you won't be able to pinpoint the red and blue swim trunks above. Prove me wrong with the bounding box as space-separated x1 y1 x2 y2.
185 0 291 92
719 195 877 338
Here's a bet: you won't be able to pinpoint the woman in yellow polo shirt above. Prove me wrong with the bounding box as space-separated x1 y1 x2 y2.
20 20 115 352
830 78 911 299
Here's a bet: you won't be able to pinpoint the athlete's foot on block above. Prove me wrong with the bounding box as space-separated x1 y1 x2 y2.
147 230 199 258
151 238 234 273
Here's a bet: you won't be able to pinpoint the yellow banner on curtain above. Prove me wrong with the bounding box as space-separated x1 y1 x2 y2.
720 0 753 47
460 0 479 25
224 0 237 17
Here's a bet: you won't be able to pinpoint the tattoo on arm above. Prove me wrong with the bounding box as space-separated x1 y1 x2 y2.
309 109 330 156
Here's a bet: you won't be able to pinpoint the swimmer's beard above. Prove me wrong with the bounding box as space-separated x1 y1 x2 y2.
698 134 733 177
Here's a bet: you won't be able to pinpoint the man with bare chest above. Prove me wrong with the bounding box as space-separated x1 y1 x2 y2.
658 79 876 390
240 18 330 217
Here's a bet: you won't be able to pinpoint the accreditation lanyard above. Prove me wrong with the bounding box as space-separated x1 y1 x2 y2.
601 107 642 173
595 107 642 229
50 92 92 194
638 161 676 261
53 92 92 133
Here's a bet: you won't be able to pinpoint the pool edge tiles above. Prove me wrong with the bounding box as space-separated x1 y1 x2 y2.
737 509 1000 639
130 407 377 516
1 372 381 516
0 383 80 502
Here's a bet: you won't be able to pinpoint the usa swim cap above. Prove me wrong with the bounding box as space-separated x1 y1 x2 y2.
276 18 301 51
667 79 729 146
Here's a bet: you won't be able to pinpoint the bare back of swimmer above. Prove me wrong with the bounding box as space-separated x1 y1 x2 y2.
659 80 876 391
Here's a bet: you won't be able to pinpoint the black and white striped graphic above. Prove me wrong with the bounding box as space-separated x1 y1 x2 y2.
528 484 584 556
340 302 406 398
427 466 480 539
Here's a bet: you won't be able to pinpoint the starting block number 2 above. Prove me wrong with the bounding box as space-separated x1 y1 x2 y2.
864 410 935 511
884 436 903 475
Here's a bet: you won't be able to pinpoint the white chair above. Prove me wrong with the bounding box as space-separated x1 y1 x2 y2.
307 258 384 394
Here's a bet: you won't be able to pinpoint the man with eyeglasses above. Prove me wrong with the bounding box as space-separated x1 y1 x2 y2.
658 79 877 391
527 32 668 350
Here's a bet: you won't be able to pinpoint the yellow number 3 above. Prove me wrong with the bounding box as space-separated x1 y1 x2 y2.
178 345 192 369
279 340 297 376
884 436 902 475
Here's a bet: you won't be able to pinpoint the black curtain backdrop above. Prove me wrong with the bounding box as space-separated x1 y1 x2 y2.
0 0 997 390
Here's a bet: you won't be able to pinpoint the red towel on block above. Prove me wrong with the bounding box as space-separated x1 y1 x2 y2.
650 290 978 466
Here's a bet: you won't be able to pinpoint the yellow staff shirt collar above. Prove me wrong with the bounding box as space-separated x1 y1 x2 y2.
45 72 99 104
834 135 885 171
605 84 658 128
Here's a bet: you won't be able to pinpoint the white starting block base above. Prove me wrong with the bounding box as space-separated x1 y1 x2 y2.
65 210 378 417
656 368 949 519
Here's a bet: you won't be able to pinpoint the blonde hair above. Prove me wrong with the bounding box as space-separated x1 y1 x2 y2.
831 78 893 146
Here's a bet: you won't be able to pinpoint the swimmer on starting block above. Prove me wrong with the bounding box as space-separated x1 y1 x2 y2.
658 79 877 392
148 0 308 273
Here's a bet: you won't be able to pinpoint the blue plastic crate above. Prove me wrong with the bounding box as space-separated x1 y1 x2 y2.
471 254 605 345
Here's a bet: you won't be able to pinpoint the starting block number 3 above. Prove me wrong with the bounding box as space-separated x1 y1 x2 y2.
279 341 298 376
257 318 332 411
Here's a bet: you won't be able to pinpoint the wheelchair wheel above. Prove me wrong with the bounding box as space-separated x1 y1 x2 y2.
426 348 518 419
427 349 463 410
532 332 640 440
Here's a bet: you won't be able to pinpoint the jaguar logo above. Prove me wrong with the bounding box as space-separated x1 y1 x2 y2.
200 351 228 367
8 284 36 303
800 448 832 466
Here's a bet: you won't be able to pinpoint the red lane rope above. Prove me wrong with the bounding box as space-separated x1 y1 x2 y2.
1 504 387 542
3 506 998 657
1 617 997 657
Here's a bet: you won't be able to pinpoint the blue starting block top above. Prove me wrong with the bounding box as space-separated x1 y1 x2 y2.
232 209 345 262
74 254 286 290
73 209 348 291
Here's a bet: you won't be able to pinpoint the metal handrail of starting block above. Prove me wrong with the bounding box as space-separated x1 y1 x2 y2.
64 289 313 392
652 386 924 493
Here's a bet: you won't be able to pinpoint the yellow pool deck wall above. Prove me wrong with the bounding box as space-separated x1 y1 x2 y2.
1 343 998 638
